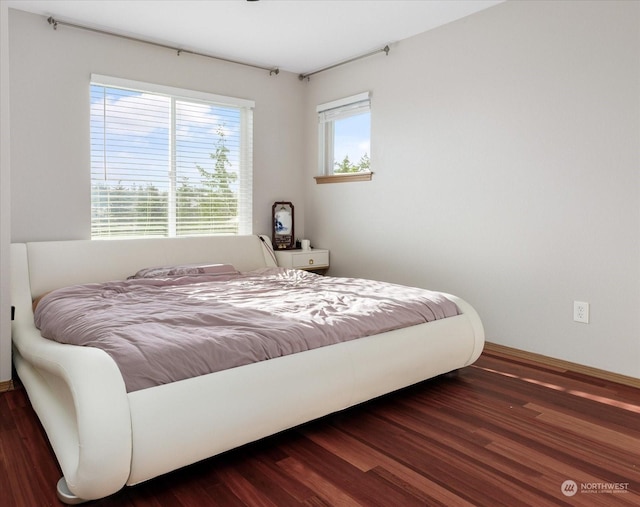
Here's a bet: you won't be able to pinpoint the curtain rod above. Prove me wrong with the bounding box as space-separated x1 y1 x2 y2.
46 16 280 76
298 45 390 81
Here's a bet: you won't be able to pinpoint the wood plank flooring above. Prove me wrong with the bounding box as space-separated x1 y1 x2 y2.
1 349 639 506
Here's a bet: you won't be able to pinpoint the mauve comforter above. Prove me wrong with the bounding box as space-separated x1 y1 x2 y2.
34 267 460 392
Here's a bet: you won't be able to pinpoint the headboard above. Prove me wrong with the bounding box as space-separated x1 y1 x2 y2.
12 234 276 300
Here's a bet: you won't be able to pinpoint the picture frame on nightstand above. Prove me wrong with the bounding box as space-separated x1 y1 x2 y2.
272 201 295 250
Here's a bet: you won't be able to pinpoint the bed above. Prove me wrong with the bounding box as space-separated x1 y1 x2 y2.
10 234 484 504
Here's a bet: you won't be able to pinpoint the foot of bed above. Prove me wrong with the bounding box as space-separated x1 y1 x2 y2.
57 477 88 505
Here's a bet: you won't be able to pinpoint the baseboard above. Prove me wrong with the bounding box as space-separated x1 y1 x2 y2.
0 379 15 392
484 342 640 389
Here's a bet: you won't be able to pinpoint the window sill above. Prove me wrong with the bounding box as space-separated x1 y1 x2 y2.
314 172 373 184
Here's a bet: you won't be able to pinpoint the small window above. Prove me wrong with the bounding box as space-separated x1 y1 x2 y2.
316 92 372 183
90 75 254 239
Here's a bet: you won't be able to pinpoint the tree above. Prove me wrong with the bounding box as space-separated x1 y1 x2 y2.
194 126 238 232
334 155 357 173
334 153 370 173
357 153 370 171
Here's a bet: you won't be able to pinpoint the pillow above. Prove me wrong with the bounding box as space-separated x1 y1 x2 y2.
128 263 238 280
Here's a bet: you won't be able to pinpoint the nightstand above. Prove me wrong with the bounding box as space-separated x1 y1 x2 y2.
274 248 330 272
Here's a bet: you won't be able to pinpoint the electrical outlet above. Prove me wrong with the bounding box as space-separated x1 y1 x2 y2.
574 301 589 324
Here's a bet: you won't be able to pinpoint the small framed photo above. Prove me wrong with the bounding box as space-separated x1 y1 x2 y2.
272 201 295 250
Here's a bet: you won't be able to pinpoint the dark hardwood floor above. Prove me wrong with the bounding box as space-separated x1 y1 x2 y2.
1 349 639 506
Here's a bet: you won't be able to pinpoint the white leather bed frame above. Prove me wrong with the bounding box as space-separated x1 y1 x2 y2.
10 234 484 503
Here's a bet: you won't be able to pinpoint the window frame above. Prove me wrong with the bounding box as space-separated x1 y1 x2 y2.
90 74 254 239
316 92 372 184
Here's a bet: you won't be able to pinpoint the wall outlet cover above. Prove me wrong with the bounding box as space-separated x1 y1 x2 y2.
574 301 590 324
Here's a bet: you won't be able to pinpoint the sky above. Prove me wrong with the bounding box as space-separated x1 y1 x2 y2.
333 112 371 166
90 85 242 192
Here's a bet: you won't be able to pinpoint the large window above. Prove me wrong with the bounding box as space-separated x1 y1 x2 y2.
317 92 371 182
90 75 253 238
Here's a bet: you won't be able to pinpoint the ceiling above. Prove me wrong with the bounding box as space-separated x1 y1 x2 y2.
6 0 504 75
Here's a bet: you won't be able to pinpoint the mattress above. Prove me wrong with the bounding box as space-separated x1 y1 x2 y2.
34 267 460 392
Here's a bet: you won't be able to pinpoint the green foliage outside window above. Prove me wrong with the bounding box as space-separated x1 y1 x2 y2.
333 153 370 173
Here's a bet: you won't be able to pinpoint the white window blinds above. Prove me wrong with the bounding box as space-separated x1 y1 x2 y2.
317 92 371 123
90 75 254 239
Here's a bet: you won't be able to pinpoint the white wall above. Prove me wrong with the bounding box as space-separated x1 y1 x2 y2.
303 1 640 378
0 2 12 384
8 8 306 242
